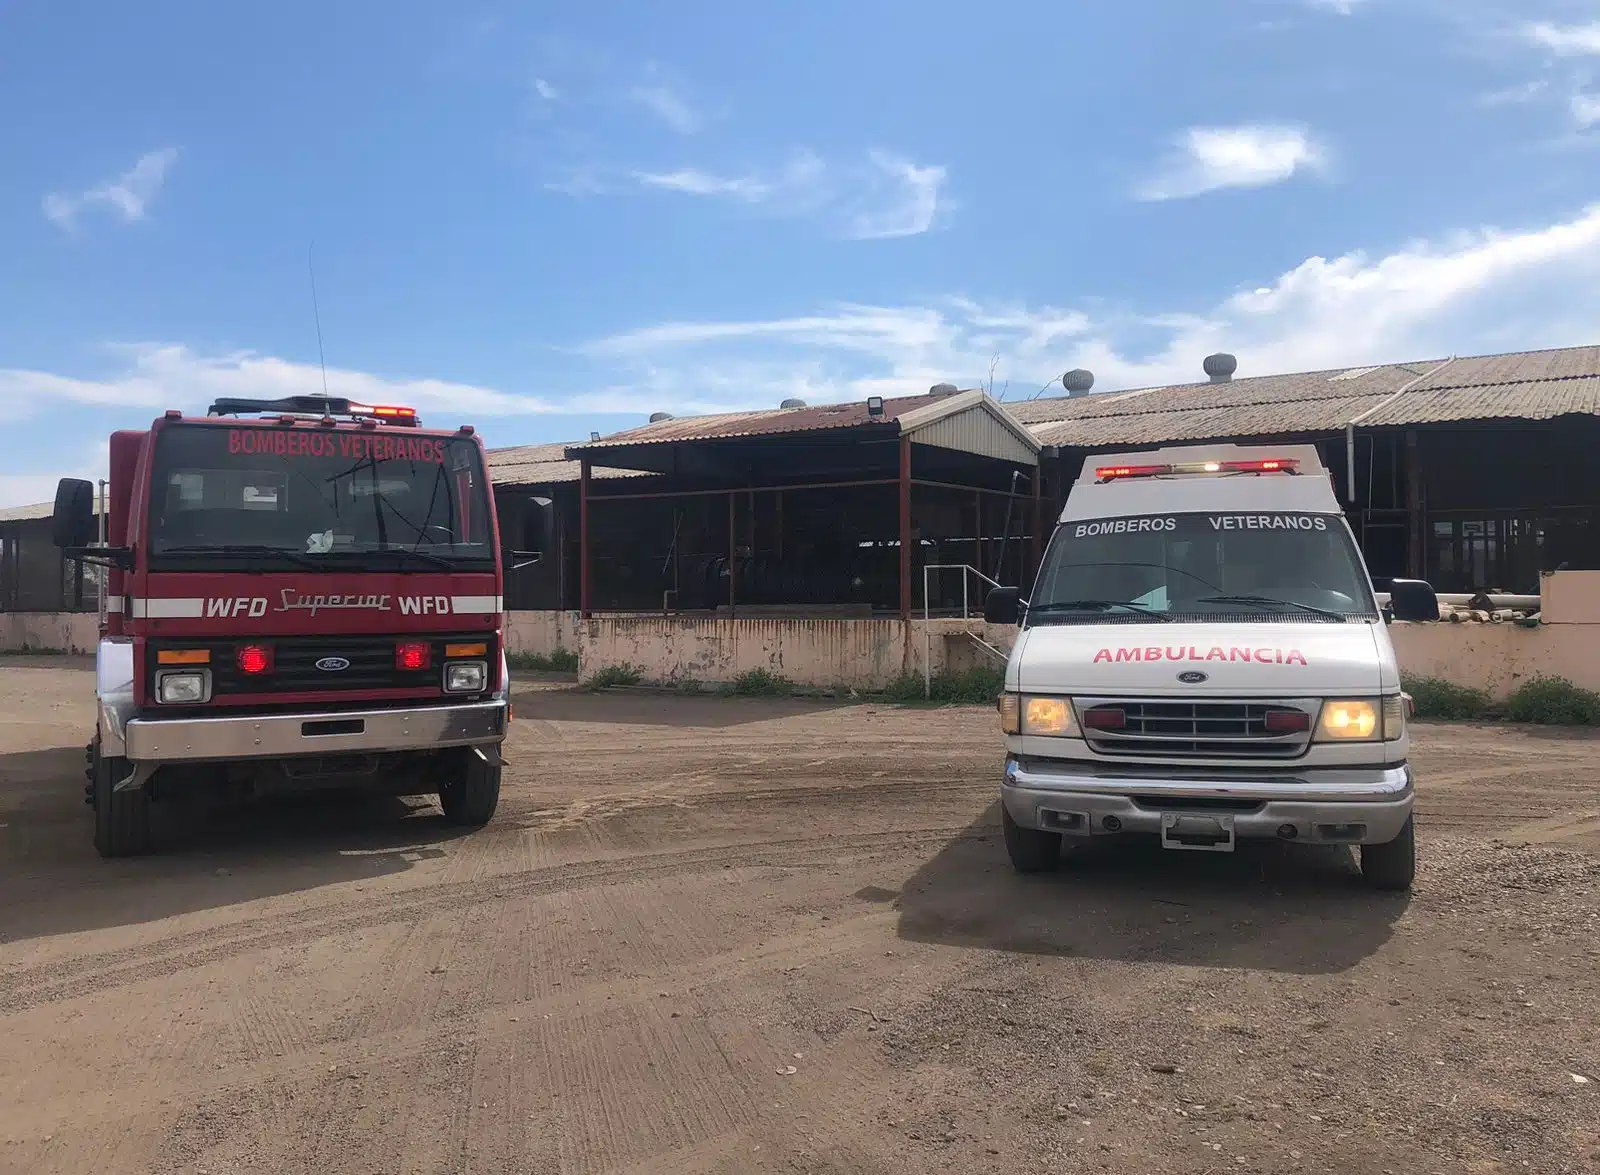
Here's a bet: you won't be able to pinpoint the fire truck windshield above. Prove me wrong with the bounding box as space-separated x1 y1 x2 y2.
146 423 494 571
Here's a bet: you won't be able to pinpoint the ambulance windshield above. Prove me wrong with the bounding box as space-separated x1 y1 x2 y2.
146 424 494 571
1030 511 1378 623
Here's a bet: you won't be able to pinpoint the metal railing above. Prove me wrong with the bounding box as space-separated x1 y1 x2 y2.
920 563 1013 698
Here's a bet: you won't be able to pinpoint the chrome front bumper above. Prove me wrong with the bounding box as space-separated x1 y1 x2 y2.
1002 756 1414 846
122 700 508 765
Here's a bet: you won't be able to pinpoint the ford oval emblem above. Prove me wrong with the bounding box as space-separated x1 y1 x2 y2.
315 656 352 672
1177 670 1208 684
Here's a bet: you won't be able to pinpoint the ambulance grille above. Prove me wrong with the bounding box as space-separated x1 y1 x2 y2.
1078 698 1316 760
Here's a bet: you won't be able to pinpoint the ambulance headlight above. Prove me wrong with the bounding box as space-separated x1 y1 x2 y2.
1315 699 1381 742
1000 694 1079 737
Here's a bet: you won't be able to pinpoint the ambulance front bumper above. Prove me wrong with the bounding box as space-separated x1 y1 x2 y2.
1002 756 1414 846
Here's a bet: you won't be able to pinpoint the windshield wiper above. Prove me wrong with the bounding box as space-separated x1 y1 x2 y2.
158 544 323 570
320 547 458 571
1194 594 1348 622
1030 599 1174 622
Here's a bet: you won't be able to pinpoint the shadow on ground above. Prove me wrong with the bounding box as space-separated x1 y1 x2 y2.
896 802 1408 976
0 745 478 943
512 684 848 728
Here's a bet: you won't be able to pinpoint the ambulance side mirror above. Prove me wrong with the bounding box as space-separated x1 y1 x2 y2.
1388 578 1439 622
52 478 96 551
984 587 1021 626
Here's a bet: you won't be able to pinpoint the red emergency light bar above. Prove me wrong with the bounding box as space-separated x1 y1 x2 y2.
351 404 420 426
1095 457 1300 482
207 396 421 426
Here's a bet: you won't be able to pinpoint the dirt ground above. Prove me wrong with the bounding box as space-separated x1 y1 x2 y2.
1 657 1597 1175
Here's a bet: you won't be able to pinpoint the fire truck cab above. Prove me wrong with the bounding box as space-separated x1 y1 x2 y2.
53 396 544 857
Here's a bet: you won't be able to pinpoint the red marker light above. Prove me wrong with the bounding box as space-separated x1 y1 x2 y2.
372 406 416 420
1081 708 1126 730
1264 709 1311 733
1220 458 1299 474
1095 463 1170 481
395 640 431 671
237 644 274 675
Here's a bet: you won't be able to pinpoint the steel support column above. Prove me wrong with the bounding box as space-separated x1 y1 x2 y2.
579 459 592 618
899 436 913 618
1405 430 1424 579
1030 467 1043 589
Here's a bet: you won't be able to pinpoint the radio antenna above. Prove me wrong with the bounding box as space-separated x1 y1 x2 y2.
309 241 331 408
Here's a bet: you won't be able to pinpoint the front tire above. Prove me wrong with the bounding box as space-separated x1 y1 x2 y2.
438 750 501 826
90 737 153 858
1360 815 1415 892
1002 805 1061 874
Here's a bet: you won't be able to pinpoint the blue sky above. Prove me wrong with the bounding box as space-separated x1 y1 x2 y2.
2 0 1599 505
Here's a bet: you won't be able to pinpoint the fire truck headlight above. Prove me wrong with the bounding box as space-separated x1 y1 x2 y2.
157 670 210 705
444 661 487 693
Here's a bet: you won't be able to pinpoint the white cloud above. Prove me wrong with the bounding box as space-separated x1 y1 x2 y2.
533 77 561 102
846 152 947 239
0 345 554 424
1522 21 1600 56
630 152 827 206
1304 0 1364 13
1480 79 1550 106
1572 91 1600 127
633 167 771 200
1136 125 1326 201
577 202 1600 407
43 148 180 230
590 150 944 238
13 202 1599 503
628 83 700 134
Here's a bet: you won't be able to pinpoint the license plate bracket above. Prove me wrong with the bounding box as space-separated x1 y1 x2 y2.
1160 811 1236 852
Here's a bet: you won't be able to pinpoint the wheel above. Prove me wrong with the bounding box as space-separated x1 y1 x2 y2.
1002 805 1061 874
1360 815 1415 892
438 749 501 826
90 737 153 858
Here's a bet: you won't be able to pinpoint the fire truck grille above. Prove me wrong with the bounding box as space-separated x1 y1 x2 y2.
149 633 497 697
1077 698 1316 760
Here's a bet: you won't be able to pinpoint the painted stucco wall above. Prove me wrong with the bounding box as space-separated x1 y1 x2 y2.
0 612 99 654
4 570 1598 696
571 616 1012 688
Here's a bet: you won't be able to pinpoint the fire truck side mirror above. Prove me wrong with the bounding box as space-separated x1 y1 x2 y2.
528 496 554 557
52 478 96 551
508 497 555 571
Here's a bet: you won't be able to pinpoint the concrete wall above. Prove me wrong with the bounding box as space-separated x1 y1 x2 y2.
503 610 582 659
4 570 1598 696
1384 568 1600 699
0 611 99 654
573 615 1015 689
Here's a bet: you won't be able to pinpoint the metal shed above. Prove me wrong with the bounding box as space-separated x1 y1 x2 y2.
1015 344 1600 593
565 389 1041 618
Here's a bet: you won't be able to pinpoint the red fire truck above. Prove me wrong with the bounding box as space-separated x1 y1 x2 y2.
53 395 543 857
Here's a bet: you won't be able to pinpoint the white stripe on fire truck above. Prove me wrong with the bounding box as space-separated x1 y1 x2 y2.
124 596 504 618
104 596 124 614
128 598 206 619
449 595 503 614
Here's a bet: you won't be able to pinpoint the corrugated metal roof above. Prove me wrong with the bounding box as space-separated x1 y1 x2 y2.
485 442 651 488
566 392 954 451
565 389 1039 466
0 501 55 523
1021 345 1600 448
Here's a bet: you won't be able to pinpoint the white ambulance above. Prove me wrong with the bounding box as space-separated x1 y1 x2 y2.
985 443 1437 890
